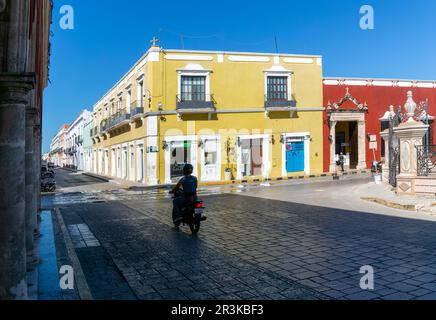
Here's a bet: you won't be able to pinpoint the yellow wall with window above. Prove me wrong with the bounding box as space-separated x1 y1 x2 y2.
91 46 324 185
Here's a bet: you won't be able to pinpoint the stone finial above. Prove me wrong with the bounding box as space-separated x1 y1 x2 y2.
404 91 417 122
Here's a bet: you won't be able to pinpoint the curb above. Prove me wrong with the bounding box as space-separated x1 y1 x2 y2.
54 208 93 300
198 170 368 187
81 172 110 182
60 167 78 173
128 184 171 191
361 197 418 211
81 169 369 191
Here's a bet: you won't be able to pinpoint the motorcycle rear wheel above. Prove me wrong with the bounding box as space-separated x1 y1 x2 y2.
189 222 200 234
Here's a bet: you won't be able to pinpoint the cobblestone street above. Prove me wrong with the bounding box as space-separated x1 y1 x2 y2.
42 169 436 300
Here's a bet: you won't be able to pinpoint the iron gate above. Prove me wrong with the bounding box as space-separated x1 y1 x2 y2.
388 107 402 187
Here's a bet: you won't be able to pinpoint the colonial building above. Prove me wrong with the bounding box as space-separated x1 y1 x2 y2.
323 77 436 173
83 117 95 172
0 0 52 299
57 124 69 167
64 110 92 170
49 132 60 166
90 43 325 185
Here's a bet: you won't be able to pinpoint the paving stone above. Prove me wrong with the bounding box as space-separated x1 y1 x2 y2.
415 291 436 300
383 292 415 300
49 185 436 301
347 291 380 300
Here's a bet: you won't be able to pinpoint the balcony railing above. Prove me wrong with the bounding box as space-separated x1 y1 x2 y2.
416 145 436 176
264 94 297 109
130 100 145 118
108 110 131 130
91 126 99 137
176 94 216 112
100 121 109 133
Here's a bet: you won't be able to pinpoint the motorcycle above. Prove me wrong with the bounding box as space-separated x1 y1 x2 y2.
41 177 56 192
171 189 206 234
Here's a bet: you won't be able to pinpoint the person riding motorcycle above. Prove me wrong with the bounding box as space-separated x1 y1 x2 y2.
170 164 198 224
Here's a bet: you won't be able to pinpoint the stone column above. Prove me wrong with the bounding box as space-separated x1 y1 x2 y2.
25 107 37 253
34 125 42 214
329 121 337 173
394 121 429 195
0 73 35 300
357 120 367 170
380 129 390 183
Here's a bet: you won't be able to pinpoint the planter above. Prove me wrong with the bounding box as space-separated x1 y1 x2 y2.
224 171 232 181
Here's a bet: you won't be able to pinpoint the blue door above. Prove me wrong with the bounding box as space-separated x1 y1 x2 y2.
286 141 305 173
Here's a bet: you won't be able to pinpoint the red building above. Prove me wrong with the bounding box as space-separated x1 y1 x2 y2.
323 78 436 173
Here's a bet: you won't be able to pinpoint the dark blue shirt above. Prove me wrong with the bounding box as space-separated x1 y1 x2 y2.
179 175 198 194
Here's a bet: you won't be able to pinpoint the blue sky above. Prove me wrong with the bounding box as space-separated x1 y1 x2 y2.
43 0 436 152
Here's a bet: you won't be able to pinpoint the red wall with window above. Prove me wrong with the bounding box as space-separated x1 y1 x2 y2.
323 79 436 172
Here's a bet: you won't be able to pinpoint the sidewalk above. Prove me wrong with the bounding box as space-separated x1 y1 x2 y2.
82 169 369 191
359 182 436 214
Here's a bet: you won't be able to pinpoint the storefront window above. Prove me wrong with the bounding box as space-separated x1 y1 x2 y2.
241 138 263 177
170 141 192 180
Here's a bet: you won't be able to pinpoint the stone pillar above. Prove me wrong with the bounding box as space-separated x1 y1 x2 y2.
329 120 337 173
25 107 37 253
394 121 429 195
0 74 35 300
357 120 367 170
34 125 42 214
380 129 390 183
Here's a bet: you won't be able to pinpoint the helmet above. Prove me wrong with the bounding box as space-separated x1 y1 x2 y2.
183 163 194 175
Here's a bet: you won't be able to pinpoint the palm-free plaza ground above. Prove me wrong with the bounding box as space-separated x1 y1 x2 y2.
36 169 436 300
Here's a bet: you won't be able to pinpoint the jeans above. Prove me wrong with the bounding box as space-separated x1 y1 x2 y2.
173 194 197 220
173 196 187 220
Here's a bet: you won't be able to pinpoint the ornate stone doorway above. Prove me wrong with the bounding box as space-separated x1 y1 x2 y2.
327 88 368 173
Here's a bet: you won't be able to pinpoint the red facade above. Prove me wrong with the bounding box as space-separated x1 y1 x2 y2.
322 78 436 173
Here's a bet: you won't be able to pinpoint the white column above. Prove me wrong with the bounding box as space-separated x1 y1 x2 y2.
380 129 390 183
357 120 367 170
329 121 337 173
394 121 429 194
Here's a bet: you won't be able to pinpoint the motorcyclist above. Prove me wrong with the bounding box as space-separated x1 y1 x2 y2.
170 163 198 224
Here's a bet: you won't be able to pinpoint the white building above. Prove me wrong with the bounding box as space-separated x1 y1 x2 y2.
49 133 60 166
83 117 95 173
64 110 92 171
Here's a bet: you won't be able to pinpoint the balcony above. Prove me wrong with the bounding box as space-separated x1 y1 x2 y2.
91 126 99 138
100 121 109 133
176 94 216 115
108 110 131 130
264 94 297 110
130 100 145 120
264 94 297 117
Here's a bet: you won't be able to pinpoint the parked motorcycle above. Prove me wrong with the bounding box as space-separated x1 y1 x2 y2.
171 189 206 234
41 166 55 178
41 177 56 192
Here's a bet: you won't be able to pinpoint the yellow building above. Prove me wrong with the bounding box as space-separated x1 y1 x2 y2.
90 42 325 186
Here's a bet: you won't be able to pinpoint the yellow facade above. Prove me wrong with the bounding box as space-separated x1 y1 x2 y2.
91 45 324 186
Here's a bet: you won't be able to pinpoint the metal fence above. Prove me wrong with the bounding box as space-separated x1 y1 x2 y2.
416 145 436 176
